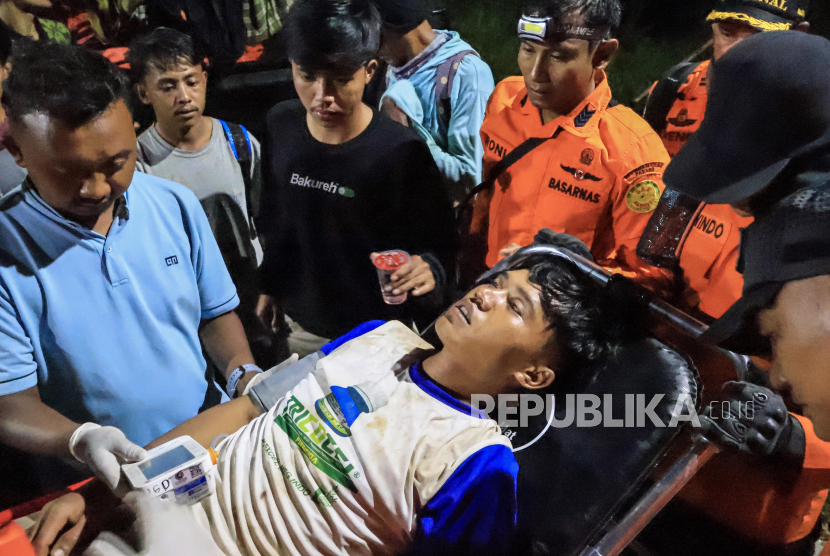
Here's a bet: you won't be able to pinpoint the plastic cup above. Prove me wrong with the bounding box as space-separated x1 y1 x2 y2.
372 250 410 305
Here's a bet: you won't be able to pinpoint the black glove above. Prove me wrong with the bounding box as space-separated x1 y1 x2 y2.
532 229 594 261
700 381 805 468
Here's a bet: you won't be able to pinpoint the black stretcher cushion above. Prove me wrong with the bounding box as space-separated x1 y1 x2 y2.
511 337 699 556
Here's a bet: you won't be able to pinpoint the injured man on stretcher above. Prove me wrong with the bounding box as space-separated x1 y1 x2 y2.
29 250 636 556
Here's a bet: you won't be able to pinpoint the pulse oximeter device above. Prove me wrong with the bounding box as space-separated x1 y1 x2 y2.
121 436 215 506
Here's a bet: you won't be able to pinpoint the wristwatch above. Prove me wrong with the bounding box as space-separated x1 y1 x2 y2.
226 364 262 399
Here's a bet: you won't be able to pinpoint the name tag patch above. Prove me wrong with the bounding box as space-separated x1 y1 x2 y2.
689 211 731 246
549 178 601 204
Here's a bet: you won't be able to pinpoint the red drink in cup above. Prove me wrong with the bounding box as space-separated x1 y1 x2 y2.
372 250 410 305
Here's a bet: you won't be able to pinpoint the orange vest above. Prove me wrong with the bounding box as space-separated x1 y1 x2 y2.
481 72 671 284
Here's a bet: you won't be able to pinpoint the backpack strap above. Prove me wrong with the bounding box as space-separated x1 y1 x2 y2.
220 120 258 240
458 135 553 214
435 50 477 130
642 61 699 134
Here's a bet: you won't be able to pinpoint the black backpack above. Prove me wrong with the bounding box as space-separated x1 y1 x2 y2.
642 61 699 134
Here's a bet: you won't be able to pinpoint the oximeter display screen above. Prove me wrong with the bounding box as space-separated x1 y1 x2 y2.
139 445 194 480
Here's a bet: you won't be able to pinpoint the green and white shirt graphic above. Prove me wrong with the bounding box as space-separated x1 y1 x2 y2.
199 322 509 556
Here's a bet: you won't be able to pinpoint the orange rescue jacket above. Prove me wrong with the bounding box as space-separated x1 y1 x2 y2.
679 203 753 318
481 72 671 285
659 60 709 158
651 60 753 319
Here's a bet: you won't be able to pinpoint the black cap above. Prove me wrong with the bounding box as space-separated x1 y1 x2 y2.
664 31 830 205
706 0 808 31
704 179 830 355
374 0 430 33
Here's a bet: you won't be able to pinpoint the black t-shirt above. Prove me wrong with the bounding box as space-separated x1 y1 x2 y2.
259 100 457 338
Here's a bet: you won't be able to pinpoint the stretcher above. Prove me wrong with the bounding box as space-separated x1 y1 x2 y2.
0 245 744 556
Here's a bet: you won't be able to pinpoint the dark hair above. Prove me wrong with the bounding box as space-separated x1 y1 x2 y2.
0 22 11 66
283 0 381 74
521 255 639 375
3 40 129 129
526 0 622 40
127 27 204 84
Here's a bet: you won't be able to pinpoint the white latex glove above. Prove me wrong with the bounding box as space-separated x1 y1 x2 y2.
69 423 147 491
242 353 299 396
84 492 224 556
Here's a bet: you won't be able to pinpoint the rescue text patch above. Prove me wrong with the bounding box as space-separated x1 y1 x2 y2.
624 162 665 182
549 178 601 204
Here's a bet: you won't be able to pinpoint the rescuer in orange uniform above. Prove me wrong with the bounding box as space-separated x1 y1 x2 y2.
642 0 810 319
636 4 829 556
477 0 670 287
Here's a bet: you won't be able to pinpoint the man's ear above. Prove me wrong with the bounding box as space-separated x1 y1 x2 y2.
592 39 619 70
364 59 379 84
4 133 26 168
135 82 151 105
513 365 555 390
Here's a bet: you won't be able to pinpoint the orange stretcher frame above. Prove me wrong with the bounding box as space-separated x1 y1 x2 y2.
0 478 93 555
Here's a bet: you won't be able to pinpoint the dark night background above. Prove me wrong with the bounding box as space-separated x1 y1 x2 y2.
441 0 830 109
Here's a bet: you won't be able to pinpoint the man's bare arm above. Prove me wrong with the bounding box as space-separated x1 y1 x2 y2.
147 395 262 449
200 311 259 394
0 387 78 456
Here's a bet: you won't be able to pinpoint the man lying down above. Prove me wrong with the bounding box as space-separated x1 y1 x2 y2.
31 251 632 556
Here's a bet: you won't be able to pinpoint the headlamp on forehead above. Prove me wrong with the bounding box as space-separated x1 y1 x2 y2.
518 14 611 43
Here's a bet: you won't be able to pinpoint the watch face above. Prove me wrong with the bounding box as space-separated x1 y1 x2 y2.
138 445 195 480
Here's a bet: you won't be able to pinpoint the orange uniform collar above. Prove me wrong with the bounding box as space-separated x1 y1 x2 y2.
515 70 613 137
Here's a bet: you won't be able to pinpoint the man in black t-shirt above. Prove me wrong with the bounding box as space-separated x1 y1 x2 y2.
255 0 456 356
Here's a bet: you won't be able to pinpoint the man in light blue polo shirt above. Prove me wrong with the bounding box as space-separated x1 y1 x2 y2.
0 41 263 490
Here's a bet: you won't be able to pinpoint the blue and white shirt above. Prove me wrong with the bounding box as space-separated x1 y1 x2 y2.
200 321 517 556
0 173 238 446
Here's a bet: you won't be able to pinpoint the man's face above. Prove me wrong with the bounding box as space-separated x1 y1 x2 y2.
137 62 207 130
712 21 760 61
435 269 555 390
757 275 830 440
6 99 137 226
291 60 376 129
518 36 598 116
377 28 408 68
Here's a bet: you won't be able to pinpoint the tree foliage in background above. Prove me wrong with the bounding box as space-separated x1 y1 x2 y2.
442 0 830 108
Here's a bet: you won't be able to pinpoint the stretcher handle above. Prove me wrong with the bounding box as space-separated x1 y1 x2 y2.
579 436 719 556
0 478 93 527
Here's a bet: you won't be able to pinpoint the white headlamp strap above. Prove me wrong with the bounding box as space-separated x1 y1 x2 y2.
518 14 610 42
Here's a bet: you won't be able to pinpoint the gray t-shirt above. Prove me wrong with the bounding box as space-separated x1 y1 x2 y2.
0 148 27 196
136 118 263 262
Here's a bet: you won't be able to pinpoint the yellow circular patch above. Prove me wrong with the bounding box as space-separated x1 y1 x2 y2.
626 181 661 213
